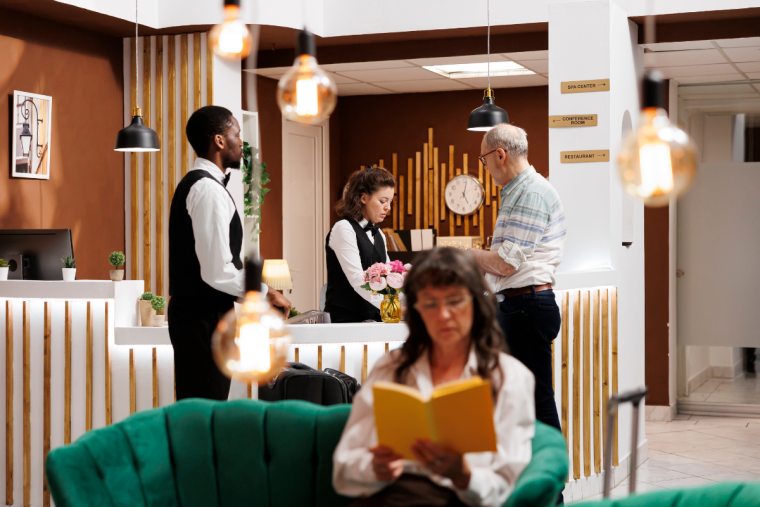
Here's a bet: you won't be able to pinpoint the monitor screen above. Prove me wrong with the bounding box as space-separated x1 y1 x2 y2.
0 229 74 280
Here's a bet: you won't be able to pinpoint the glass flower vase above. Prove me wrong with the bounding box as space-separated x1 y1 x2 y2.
380 293 402 323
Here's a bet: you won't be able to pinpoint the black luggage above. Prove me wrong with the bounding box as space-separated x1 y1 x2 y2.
324 368 361 403
258 362 360 406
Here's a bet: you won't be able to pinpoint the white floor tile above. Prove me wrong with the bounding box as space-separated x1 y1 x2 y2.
653 476 717 489
711 456 760 472
672 448 750 463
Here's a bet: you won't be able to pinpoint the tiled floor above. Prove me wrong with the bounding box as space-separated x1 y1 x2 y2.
574 415 760 502
679 373 760 404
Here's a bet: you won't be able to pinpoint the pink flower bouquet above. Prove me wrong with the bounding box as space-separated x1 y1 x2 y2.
360 261 411 295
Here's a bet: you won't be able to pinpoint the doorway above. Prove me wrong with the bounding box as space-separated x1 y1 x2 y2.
282 120 329 313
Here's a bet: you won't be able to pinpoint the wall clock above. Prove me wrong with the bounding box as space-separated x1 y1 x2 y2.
445 174 484 215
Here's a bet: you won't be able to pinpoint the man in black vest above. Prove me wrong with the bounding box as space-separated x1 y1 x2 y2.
168 105 290 401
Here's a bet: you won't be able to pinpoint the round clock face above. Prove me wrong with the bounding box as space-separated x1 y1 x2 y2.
445 174 484 215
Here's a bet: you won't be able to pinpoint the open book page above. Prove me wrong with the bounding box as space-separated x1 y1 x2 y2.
373 382 432 460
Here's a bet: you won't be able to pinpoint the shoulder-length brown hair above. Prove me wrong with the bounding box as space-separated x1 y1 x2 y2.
335 167 396 222
395 248 506 398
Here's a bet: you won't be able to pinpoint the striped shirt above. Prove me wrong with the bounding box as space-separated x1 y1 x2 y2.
486 166 566 292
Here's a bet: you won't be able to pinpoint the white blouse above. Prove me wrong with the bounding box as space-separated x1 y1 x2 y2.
333 348 536 507
328 218 391 309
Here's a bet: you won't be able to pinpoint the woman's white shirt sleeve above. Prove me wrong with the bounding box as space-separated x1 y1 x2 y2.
328 220 385 309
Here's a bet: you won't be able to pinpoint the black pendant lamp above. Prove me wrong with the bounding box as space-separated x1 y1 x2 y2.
467 0 509 131
115 0 160 152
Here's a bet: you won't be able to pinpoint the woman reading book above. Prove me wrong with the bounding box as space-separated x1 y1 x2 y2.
325 167 395 323
333 248 536 507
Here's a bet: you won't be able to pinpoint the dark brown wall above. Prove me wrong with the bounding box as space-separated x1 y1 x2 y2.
0 7 124 280
336 86 549 233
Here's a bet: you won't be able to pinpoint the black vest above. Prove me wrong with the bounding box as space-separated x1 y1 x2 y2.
169 169 243 305
325 219 386 323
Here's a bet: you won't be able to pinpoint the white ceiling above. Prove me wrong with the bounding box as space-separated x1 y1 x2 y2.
246 51 549 96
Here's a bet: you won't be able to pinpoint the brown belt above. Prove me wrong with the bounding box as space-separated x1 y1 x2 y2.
498 283 553 299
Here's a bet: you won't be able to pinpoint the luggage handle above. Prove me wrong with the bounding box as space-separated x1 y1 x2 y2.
602 386 648 498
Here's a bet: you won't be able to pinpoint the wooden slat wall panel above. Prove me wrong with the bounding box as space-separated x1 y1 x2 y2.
561 293 569 449
611 288 619 466
43 302 51 507
168 36 176 204
105 302 112 426
582 291 591 477
181 35 189 177
23 301 30 506
428 128 433 168
392 153 398 229
428 166 433 229
362 345 368 384
440 162 446 223
131 37 139 281
433 148 439 231
64 301 72 444
130 349 136 414
478 161 484 240
592 289 601 474
572 291 581 480
399 176 405 229
318 346 322 370
194 33 202 112
463 154 469 235
143 36 152 292
5 300 13 506
448 146 454 235
601 289 610 469
407 158 412 215
415 152 421 228
423 144 428 229
155 36 164 299
340 346 345 373
455 168 462 227
153 347 159 408
86 302 93 432
206 31 213 104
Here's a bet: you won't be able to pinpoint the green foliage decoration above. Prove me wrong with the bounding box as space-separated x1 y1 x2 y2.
151 296 166 312
109 251 126 268
241 141 270 242
140 292 154 301
288 307 301 319
0 259 8 268
61 256 76 268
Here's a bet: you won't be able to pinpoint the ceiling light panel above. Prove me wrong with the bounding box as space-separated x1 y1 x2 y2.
423 61 534 79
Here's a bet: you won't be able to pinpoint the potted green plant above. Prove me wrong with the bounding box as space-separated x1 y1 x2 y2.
61 256 76 281
109 251 126 281
139 291 155 327
0 259 9 281
150 296 166 327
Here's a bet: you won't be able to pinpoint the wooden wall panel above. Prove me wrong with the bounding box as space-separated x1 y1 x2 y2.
392 153 398 229
105 302 112 426
572 292 581 480
64 301 72 445
153 347 159 408
23 301 30 506
129 349 136 414
433 148 439 230
194 33 202 112
611 288 619 466
561 293 569 449
130 37 139 281
593 289 601 474
143 36 152 292
86 302 93 432
582 290 591 477
43 303 51 507
399 176 405 229
601 289 610 469
423 144 428 229
415 152 421 228
407 158 412 215
168 36 176 204
155 36 164 299
206 31 213 104
181 35 189 177
5 301 13 507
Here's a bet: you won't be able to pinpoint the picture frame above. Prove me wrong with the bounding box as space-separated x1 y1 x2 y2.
11 90 52 180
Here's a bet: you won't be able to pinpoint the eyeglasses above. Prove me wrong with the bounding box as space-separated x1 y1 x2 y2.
414 294 473 315
478 148 499 166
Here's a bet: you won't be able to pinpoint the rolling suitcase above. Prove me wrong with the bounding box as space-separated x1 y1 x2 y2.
258 362 358 406
324 368 361 402
603 386 649 498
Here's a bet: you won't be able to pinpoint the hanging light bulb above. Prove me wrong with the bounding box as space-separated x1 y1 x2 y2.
276 29 337 125
212 258 291 384
617 71 698 207
209 0 254 60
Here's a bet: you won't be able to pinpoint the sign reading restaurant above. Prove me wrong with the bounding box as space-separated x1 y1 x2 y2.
560 150 610 163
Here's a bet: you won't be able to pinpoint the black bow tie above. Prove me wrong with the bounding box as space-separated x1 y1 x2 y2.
222 172 231 187
363 222 379 233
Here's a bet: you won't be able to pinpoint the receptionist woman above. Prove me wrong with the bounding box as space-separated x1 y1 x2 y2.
325 167 395 323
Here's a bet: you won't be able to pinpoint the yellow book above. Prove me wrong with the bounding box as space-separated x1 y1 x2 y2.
373 377 497 460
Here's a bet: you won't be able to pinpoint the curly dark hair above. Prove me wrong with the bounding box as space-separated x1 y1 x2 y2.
335 167 396 222
395 248 506 399
186 105 234 158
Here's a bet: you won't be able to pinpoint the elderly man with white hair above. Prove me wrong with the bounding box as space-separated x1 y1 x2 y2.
470 123 566 437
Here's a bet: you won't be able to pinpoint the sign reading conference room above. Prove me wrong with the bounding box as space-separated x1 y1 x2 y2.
548 114 598 127
560 150 610 163
561 79 610 94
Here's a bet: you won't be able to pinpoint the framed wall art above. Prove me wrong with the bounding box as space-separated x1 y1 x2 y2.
12 90 52 180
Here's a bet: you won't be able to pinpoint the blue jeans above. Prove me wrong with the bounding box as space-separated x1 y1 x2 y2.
496 289 562 433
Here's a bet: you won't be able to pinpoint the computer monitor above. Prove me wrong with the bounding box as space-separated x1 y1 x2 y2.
0 229 74 280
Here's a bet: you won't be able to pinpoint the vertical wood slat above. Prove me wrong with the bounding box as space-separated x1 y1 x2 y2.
485 167 491 206
206 31 213 105
181 34 189 177
423 144 428 229
560 293 569 451
143 36 152 293
43 303 51 507
415 152 421 229
64 301 72 444
572 291 581 480
153 347 159 408
428 166 434 230
295 347 299 363
247 383 252 399
601 289 610 469
399 176 405 230
463 154 469 235
130 349 136 414
362 345 368 384
433 148 439 231
449 161 455 236
440 161 446 223
156 36 164 299
86 302 93 432
593 289 601 474
168 36 177 204
5 301 13 506
611 288 619 466
385 343 390 354
428 128 434 168
105 302 112 426
131 37 139 281
318 345 322 370
23 301 30 506
340 346 346 373
407 158 412 215
392 153 398 229
455 168 462 227
194 33 202 112
492 204 497 236
582 291 591 477
478 161 484 240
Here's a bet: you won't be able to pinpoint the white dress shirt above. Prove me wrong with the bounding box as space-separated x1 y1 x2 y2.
328 218 391 309
333 348 536 507
185 158 266 298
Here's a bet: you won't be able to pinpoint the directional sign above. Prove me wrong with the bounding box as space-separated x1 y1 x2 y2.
561 79 610 94
549 114 598 127
560 150 610 163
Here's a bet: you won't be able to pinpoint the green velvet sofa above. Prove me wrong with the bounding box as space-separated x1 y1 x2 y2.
573 482 760 507
45 399 569 507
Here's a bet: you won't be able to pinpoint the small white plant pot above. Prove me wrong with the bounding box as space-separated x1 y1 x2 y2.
151 315 165 327
109 269 124 281
62 268 76 281
0 267 8 281
139 300 156 326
